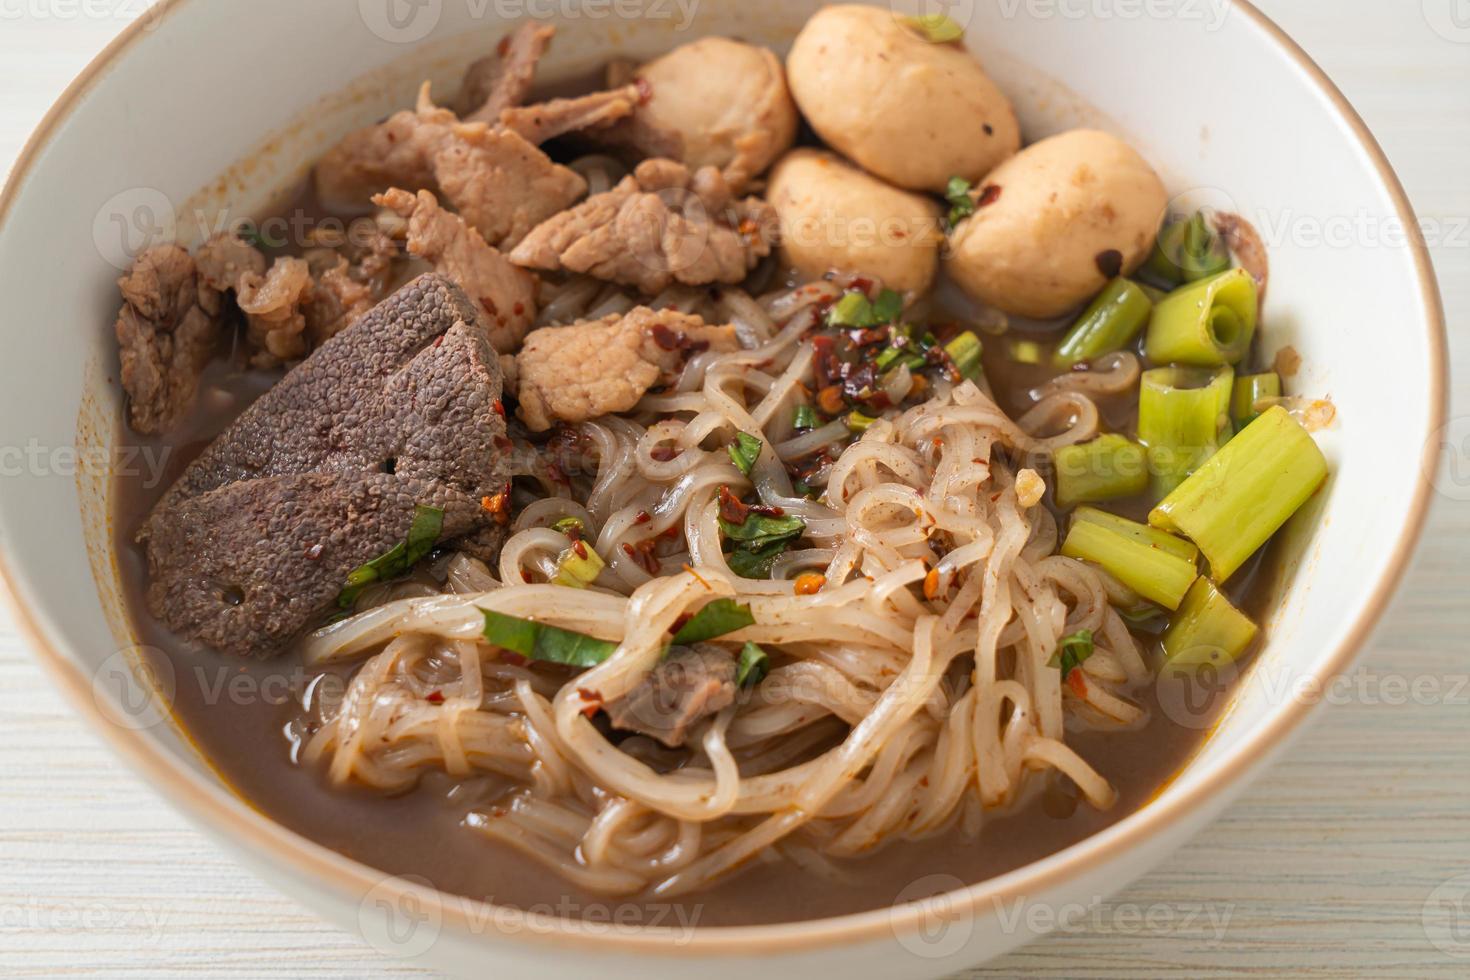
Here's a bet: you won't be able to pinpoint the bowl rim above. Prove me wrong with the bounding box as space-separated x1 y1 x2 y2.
0 0 1448 958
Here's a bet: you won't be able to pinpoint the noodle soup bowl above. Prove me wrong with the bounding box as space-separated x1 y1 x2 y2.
0 0 1444 976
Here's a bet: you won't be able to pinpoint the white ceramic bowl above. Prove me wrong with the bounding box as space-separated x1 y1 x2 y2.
0 1 1446 977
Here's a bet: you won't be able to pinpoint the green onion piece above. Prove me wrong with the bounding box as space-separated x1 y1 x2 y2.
337 504 445 608
846 409 879 433
1150 405 1328 582
737 642 770 687
944 331 983 382
904 12 965 43
1061 509 1198 610
1144 212 1232 286
1145 268 1258 366
1007 338 1045 365
1053 278 1154 369
481 609 618 668
827 291 874 328
727 431 762 476
1137 365 1234 499
1047 629 1095 680
870 289 904 325
1161 577 1259 667
1053 434 1149 509
673 598 755 644
792 404 818 431
945 175 976 228
551 516 585 535
1072 505 1199 562
1231 372 1282 428
552 540 606 589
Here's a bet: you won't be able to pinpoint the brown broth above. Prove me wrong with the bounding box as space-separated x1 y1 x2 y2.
111 339 1273 927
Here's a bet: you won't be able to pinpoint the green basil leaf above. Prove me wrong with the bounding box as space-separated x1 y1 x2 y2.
945 175 977 228
719 513 806 549
337 504 445 609
726 538 794 579
672 598 755 645
737 642 770 688
727 431 762 476
481 609 619 668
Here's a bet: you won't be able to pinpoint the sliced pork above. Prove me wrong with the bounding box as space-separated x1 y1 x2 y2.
514 306 738 431
603 644 739 748
458 21 556 124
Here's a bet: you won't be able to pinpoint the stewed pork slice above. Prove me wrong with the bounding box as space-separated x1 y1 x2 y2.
114 245 222 434
315 109 442 213
514 306 739 431
498 83 643 146
457 21 556 124
509 158 777 295
194 231 267 292
237 257 314 368
602 644 739 748
426 109 588 251
373 188 538 352
300 222 400 346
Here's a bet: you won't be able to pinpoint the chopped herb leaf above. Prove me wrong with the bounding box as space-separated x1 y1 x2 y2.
719 512 806 549
945 175 977 228
727 538 793 579
727 431 762 476
481 609 619 668
905 12 965 43
793 404 819 431
737 642 770 687
1047 629 1095 681
672 598 755 644
337 504 444 609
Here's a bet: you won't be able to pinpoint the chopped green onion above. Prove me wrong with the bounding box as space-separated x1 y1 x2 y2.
552 539 606 589
904 12 965 43
846 409 879 433
1145 268 1258 366
737 642 770 687
1137 365 1234 499
1144 212 1232 286
1061 508 1198 610
551 516 585 535
1053 278 1154 368
870 289 904 325
945 175 976 228
1150 405 1328 582
944 331 983 382
1053 434 1149 509
792 404 818 431
1231 372 1282 428
827 291 873 328
1007 338 1045 365
727 431 762 476
1047 629 1094 680
481 609 618 668
672 598 755 644
337 504 445 608
1162 577 1258 667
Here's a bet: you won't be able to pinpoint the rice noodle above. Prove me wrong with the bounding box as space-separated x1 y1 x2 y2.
290 278 1148 897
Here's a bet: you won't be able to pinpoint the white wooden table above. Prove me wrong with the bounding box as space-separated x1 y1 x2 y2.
1 3 1466 977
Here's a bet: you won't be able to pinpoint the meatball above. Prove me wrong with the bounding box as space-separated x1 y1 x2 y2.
636 37 799 186
945 129 1168 319
785 5 1020 194
768 149 942 294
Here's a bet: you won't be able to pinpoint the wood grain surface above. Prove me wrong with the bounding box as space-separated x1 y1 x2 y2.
0 2 1466 977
